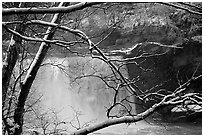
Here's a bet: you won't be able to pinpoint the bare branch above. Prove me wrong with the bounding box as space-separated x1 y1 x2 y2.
13 2 69 135
3 2 102 16
158 2 202 15
177 2 202 11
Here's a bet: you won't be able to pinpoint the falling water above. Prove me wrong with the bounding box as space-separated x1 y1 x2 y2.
28 56 130 133
23 56 201 135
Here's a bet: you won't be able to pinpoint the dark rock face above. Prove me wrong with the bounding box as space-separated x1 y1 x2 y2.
123 39 201 122
110 19 202 122
123 43 176 113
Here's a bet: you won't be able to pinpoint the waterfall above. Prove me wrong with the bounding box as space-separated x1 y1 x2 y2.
28 56 130 133
18 56 201 135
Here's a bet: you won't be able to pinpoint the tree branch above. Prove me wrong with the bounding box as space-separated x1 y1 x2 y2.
158 2 202 16
3 2 102 16
177 2 202 11
13 2 69 135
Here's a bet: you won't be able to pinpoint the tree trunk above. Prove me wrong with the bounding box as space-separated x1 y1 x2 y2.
2 9 26 108
2 3 27 134
13 2 70 135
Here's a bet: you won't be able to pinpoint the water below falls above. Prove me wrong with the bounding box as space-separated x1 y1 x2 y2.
25 57 201 135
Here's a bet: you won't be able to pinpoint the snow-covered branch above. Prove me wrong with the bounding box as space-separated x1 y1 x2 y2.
3 2 102 16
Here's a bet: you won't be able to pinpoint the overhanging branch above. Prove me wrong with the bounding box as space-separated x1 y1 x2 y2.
3 2 102 16
158 2 202 16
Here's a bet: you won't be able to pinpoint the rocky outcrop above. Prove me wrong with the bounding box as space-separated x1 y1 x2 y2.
123 38 201 122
